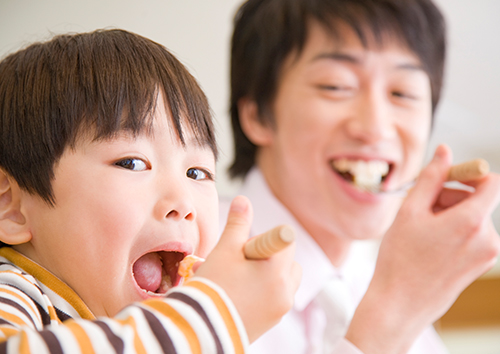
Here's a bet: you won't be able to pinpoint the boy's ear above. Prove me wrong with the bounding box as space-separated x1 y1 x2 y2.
0 169 31 245
238 98 274 147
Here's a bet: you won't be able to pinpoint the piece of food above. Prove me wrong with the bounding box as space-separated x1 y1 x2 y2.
178 254 205 283
332 158 389 192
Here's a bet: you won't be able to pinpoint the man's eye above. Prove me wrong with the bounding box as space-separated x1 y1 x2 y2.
319 84 346 91
186 168 213 181
391 91 416 100
114 158 148 171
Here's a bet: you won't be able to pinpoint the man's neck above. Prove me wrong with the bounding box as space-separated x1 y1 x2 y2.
290 213 353 268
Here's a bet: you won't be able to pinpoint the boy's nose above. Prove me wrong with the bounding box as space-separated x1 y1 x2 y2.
154 183 196 222
165 207 195 221
345 89 396 143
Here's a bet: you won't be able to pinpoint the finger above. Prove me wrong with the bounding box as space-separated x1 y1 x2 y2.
452 173 500 218
406 144 452 209
190 260 205 274
218 195 254 246
432 188 471 213
457 171 497 189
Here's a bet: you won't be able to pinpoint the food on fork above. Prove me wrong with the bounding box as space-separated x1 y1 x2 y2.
332 158 390 193
178 254 205 283
332 158 490 194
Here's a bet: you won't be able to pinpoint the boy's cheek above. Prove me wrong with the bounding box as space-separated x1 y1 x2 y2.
197 221 220 258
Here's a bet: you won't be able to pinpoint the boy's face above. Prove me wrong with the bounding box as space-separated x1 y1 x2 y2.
254 22 432 249
16 97 219 317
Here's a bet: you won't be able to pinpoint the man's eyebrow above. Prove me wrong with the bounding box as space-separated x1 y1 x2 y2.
310 52 425 72
311 52 360 64
395 62 425 72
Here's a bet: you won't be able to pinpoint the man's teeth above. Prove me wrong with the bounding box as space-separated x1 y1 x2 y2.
332 158 389 191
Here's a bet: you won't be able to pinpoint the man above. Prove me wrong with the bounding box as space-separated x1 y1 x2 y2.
220 0 500 353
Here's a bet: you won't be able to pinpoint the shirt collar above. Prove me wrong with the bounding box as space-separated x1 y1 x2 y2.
0 247 95 320
240 168 340 311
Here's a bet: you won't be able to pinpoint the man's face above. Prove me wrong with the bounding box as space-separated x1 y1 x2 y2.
253 22 432 251
17 97 219 317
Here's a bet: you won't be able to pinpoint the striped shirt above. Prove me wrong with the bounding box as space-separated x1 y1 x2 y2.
0 247 248 353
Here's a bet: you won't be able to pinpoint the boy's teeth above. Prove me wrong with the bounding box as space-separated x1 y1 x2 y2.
158 274 173 293
332 158 389 191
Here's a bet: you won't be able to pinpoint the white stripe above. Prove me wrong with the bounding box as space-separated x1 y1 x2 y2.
116 305 163 353
24 327 51 354
0 271 48 312
172 283 235 354
98 317 137 354
36 284 81 319
75 319 116 354
51 323 83 354
0 302 38 331
164 297 218 353
150 308 194 353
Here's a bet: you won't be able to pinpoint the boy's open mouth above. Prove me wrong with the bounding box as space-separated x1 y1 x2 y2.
133 251 186 296
331 158 392 192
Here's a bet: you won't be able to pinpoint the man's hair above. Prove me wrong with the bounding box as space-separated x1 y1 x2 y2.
229 0 446 178
0 29 217 205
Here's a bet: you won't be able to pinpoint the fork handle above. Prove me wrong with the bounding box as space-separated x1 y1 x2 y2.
447 159 489 182
244 225 296 259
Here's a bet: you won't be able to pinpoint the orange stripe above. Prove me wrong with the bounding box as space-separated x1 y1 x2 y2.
143 300 201 354
19 330 30 354
65 320 96 354
0 309 30 326
0 286 40 322
0 326 20 341
185 281 244 354
47 305 62 324
115 316 147 354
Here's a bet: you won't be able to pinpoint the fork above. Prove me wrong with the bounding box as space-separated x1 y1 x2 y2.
360 158 490 196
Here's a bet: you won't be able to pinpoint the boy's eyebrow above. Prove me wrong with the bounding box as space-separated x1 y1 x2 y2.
310 51 425 71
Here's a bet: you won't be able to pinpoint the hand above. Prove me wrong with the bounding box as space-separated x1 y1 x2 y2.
346 144 500 354
194 195 302 342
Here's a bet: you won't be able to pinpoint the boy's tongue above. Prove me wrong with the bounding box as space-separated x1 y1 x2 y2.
133 253 162 293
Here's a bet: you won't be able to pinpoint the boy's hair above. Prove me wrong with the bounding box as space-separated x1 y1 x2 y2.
0 29 217 205
229 0 446 179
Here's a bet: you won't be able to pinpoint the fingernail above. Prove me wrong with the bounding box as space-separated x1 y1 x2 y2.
434 145 446 161
230 195 248 213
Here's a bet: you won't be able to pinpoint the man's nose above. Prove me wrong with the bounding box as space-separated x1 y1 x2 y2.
345 88 396 143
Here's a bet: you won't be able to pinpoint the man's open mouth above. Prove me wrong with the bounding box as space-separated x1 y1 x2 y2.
133 251 186 296
331 158 392 192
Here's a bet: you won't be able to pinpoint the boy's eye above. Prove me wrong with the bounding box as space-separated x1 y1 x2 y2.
114 158 148 171
186 168 213 181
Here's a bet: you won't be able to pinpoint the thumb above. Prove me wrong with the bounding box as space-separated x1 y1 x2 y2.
219 195 253 246
406 144 452 209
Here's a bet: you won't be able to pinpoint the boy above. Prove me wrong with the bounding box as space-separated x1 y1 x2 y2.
0 29 301 352
222 0 500 353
